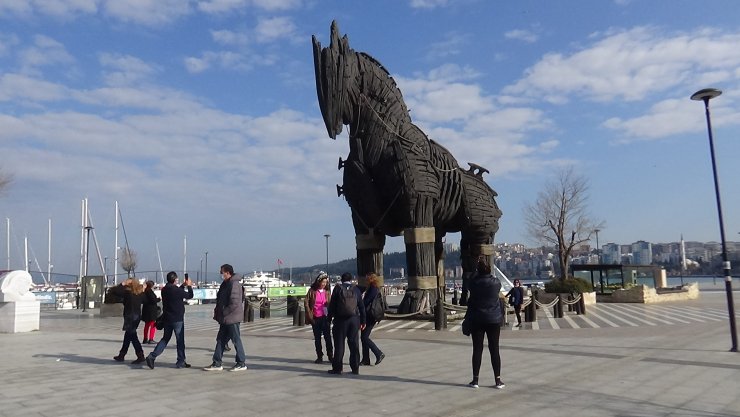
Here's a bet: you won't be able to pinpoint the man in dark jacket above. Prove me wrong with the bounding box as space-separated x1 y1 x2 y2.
145 271 193 369
327 272 366 375
203 264 247 372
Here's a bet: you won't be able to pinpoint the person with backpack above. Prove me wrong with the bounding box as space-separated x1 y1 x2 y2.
360 272 385 366
327 272 366 375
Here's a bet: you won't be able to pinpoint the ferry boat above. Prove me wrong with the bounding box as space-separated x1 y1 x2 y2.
241 271 292 297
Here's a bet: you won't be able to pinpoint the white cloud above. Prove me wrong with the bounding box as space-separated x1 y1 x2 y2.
254 16 299 43
426 31 470 60
183 50 257 73
603 94 740 141
0 0 97 18
504 27 740 103
99 53 160 86
504 29 538 43
0 73 70 103
101 0 191 26
409 0 450 9
197 0 301 13
18 34 74 74
211 29 249 46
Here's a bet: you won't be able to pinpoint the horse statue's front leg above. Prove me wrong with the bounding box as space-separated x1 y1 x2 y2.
355 231 386 290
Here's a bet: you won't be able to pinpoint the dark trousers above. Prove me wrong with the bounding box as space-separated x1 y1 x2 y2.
331 315 360 372
514 304 522 324
471 322 502 379
120 319 143 355
361 320 382 361
311 316 333 358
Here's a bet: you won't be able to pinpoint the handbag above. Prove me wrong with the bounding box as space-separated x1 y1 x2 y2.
155 314 165 330
461 318 472 336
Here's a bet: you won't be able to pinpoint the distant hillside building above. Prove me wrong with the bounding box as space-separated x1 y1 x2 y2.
602 243 621 264
631 240 653 265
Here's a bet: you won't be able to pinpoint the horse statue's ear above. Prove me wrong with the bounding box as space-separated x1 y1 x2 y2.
338 157 345 170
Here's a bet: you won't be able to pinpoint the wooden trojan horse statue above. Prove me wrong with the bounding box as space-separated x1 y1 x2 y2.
312 21 502 313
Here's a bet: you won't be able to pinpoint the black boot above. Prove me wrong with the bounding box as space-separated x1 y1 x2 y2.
314 356 323 364
131 352 146 365
113 351 126 362
360 358 371 366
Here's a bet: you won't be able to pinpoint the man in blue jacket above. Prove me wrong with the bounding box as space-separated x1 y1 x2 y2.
327 272 366 375
145 271 194 369
203 264 247 372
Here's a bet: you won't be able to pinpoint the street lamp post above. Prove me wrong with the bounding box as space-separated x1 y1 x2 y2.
594 229 601 264
691 87 737 352
323 234 330 279
204 251 208 286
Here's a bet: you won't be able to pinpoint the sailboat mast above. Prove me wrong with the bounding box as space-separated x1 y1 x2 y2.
183 235 187 275
156 239 163 284
114 201 119 284
6 217 9 270
24 235 28 272
47 218 52 286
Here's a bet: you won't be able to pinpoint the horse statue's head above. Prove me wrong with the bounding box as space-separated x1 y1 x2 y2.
312 21 357 139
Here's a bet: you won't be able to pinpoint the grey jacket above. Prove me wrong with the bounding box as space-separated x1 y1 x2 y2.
217 275 244 325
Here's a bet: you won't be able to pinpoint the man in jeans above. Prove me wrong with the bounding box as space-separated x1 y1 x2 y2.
204 264 247 372
145 271 194 369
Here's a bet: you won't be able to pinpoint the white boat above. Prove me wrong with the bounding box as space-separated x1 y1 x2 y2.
241 271 292 297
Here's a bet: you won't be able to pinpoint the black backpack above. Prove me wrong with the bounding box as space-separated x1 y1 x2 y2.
368 292 385 322
335 284 358 318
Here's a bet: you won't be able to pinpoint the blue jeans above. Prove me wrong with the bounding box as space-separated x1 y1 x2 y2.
149 321 186 365
212 323 246 366
311 316 333 358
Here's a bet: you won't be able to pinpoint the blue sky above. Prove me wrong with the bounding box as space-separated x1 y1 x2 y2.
2 0 740 278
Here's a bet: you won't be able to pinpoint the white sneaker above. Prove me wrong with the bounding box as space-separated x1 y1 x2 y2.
203 364 223 371
229 363 248 372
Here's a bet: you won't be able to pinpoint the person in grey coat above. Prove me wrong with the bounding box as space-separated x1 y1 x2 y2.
203 264 247 372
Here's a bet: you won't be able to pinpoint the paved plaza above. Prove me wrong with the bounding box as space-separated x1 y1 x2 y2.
1 291 739 417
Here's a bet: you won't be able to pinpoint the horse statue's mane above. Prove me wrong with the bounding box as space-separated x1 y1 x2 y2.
313 21 502 313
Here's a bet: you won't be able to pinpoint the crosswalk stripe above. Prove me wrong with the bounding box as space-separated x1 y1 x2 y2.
591 304 640 326
584 309 620 327
608 304 672 325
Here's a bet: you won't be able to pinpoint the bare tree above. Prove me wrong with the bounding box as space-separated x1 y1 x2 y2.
120 248 137 277
523 166 603 281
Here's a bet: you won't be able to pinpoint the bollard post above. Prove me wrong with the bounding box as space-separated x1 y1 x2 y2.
259 300 266 319
264 299 271 319
452 289 459 306
292 301 300 326
243 299 249 323
435 297 444 330
567 294 574 312
287 295 295 316
247 302 254 322
298 303 305 326
555 295 563 318
578 292 586 315
530 291 538 321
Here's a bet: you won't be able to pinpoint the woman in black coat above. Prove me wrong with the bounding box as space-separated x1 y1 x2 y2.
505 279 525 327
465 259 505 389
110 278 146 364
360 272 385 366
141 280 160 344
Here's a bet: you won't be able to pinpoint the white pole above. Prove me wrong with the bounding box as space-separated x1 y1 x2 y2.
114 201 119 285
156 239 163 284
24 235 28 272
47 218 52 286
6 217 9 270
83 198 89 278
183 235 187 275
79 199 85 283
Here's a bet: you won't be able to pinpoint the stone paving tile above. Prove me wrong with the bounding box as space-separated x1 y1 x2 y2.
2 293 740 417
